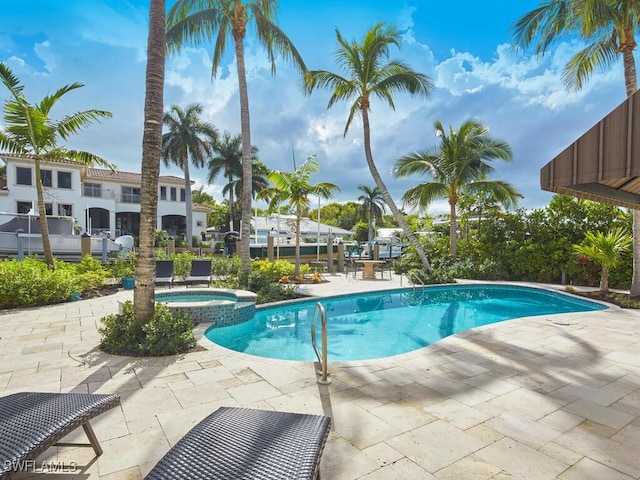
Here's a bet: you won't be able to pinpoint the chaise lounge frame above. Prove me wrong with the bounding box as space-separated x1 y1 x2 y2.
0 392 121 479
145 406 331 480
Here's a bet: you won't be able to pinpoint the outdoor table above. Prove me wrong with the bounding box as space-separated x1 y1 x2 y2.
355 260 385 279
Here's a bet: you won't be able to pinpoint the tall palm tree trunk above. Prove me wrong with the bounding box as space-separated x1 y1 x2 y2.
34 158 54 267
295 214 301 276
183 156 193 248
449 200 458 259
622 42 640 297
600 264 610 294
361 106 430 271
227 174 234 231
234 36 253 274
368 206 373 242
134 0 165 323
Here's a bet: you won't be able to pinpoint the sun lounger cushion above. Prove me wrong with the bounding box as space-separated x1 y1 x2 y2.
0 392 120 479
145 406 331 480
155 260 174 287
184 259 212 286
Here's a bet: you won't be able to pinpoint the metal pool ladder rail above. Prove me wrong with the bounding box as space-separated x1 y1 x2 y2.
311 302 331 384
409 272 426 293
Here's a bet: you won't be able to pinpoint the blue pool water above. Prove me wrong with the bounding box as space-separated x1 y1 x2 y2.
156 294 236 303
204 284 606 361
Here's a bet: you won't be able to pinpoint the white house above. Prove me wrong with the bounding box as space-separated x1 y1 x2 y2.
0 153 210 239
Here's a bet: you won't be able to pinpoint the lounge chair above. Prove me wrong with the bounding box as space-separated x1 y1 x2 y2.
0 392 120 479
145 407 331 480
184 259 212 287
155 259 174 288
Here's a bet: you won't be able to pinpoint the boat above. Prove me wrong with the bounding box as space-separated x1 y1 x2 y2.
0 214 125 259
345 237 407 260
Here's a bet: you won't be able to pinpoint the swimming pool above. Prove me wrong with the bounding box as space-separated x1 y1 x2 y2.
204 284 607 361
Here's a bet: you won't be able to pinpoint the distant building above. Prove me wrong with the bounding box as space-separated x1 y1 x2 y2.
0 153 210 238
251 214 352 244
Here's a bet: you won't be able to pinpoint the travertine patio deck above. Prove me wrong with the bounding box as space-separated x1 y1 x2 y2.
0 273 638 479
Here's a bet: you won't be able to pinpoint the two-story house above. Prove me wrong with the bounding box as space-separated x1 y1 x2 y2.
0 153 211 239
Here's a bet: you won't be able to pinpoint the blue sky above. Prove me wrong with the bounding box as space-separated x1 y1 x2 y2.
0 1 631 215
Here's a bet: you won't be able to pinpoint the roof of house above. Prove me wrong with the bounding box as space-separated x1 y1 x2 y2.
540 88 640 210
85 168 187 185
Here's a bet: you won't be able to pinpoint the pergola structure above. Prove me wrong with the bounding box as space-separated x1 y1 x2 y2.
540 89 640 209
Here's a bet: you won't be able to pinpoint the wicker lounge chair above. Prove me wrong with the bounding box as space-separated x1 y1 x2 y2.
184 259 212 287
155 259 174 288
0 392 121 479
145 406 331 480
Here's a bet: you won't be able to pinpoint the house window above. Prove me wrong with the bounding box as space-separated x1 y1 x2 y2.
17 201 33 214
170 187 177 201
58 204 73 216
122 186 141 203
44 203 52 216
180 188 186 202
16 167 32 185
84 182 102 198
57 171 72 189
160 186 167 201
40 169 52 187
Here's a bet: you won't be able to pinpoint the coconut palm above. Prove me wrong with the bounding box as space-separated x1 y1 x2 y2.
162 103 217 248
258 156 339 276
0 63 113 268
304 22 433 271
357 185 386 242
133 0 165 323
167 0 307 274
393 120 520 259
207 131 260 231
573 228 632 293
512 1 640 295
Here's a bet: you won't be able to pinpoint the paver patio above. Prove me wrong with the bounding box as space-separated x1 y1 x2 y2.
0 274 638 479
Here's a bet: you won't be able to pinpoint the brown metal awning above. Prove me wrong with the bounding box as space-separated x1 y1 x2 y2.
540 88 640 210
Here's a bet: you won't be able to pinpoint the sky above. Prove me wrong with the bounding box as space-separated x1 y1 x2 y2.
0 1 632 215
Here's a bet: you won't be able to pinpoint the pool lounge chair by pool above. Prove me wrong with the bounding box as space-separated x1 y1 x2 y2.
155 259 174 288
0 392 121 479
145 406 331 480
184 259 212 287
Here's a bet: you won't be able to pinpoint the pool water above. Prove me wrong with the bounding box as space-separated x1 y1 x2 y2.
156 293 236 303
204 284 606 361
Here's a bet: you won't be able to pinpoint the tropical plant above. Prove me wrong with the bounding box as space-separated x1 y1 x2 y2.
394 120 520 258
357 185 386 242
258 156 339 276
0 63 113 268
167 0 307 274
162 103 217 247
512 0 640 295
573 228 632 293
133 0 166 324
304 22 434 271
207 131 262 231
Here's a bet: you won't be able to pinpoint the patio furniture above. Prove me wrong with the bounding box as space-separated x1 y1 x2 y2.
145 406 332 480
155 259 174 288
184 259 212 287
0 392 121 479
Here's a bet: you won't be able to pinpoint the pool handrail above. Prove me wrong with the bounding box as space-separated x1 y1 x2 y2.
311 302 331 384
408 272 425 293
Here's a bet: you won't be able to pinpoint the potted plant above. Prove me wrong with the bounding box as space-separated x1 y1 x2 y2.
113 252 136 289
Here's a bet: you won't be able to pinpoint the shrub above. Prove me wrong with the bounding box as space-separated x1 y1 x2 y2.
211 256 241 279
0 257 110 308
237 269 298 304
99 300 196 356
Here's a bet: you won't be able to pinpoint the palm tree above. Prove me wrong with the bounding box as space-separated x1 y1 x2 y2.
0 64 114 268
162 103 217 248
166 0 307 274
133 0 165 323
357 185 386 242
207 131 259 231
304 23 433 271
393 120 520 259
258 156 339 276
512 1 640 295
573 228 632 293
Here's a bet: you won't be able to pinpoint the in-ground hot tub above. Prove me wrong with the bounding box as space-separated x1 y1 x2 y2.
155 288 257 326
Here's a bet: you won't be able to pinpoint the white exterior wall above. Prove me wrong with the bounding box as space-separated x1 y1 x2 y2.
0 156 210 238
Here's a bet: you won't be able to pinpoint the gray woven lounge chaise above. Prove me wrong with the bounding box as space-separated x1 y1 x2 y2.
145 406 332 480
0 392 121 479
184 259 212 287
